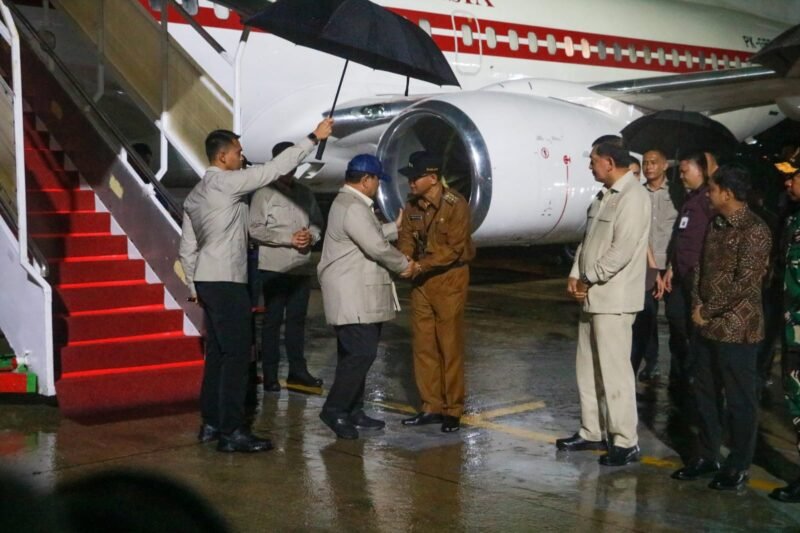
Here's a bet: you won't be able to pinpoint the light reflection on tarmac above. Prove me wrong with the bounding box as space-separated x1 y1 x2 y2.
1 251 799 531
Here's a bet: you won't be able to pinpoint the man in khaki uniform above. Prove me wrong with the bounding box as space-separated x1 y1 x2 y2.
397 151 475 433
556 141 651 466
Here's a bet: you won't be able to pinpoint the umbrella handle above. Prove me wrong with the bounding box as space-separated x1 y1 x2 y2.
316 60 349 160
315 139 328 160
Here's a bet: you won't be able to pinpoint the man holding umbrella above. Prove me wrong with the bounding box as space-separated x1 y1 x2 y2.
180 118 333 453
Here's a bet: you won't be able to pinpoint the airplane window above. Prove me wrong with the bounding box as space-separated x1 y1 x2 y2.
684 50 692 68
486 26 497 49
546 34 557 55
508 29 519 51
628 44 637 63
722 54 729 68
710 53 718 70
419 19 432 36
671 49 679 67
642 46 651 64
528 32 538 53
734 56 741 68
461 25 473 46
698 51 706 69
597 40 607 60
564 36 574 57
581 38 591 59
657 48 666 65
613 43 622 62
213 5 230 19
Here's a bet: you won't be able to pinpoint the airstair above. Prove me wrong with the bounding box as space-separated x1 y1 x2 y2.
0 0 244 417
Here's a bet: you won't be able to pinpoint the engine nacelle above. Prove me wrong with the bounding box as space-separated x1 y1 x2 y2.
376 91 627 245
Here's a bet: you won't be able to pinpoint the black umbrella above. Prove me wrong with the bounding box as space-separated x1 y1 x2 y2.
750 23 800 76
244 0 460 158
621 110 739 158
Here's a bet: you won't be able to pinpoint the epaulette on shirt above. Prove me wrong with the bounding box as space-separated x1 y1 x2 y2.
443 191 458 205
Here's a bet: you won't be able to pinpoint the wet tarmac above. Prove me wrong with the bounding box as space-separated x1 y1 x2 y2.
2 255 800 532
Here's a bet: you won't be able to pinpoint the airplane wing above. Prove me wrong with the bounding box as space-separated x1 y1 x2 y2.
589 66 800 113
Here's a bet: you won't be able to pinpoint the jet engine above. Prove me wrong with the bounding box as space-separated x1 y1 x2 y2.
376 91 627 246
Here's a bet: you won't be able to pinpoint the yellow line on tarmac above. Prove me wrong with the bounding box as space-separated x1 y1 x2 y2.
372 399 784 493
476 401 546 420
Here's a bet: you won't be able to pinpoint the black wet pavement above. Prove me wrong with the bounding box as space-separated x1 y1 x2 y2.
2 256 800 531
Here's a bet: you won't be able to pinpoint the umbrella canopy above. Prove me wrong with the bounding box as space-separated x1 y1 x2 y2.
621 110 739 158
243 0 459 87
750 23 800 76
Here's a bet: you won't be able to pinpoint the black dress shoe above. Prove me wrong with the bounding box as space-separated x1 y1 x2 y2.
555 433 608 451
217 428 273 453
319 411 359 439
599 445 640 466
709 469 749 491
287 371 323 388
441 415 460 433
349 410 385 430
671 458 720 480
198 423 220 443
263 381 281 392
769 478 800 502
401 412 444 426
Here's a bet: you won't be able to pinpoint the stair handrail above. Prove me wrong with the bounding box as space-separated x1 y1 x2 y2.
0 192 49 277
0 1 27 263
6 1 184 224
0 0 54 396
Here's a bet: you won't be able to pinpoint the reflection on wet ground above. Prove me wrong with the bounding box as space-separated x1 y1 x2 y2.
2 252 800 531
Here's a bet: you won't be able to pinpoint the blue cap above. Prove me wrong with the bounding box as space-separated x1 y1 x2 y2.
347 154 391 182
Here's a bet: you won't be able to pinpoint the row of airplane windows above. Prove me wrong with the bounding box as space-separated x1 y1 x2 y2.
193 3 745 71
418 19 746 70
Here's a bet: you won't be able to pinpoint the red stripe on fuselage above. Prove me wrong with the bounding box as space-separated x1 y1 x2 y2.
138 2 751 75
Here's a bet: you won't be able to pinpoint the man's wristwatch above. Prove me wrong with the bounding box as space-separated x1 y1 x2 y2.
307 132 319 145
580 273 592 287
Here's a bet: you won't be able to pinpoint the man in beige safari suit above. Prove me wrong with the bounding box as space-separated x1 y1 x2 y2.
317 154 413 440
556 141 651 466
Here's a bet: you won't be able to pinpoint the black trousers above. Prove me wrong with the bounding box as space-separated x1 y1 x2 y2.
631 290 659 374
195 282 252 434
665 274 696 388
260 270 311 381
693 336 759 471
322 323 382 416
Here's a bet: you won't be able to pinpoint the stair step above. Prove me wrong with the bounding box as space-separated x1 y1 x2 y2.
27 189 95 212
24 146 65 170
56 281 164 313
60 334 203 373
55 362 203 418
25 168 80 191
34 234 127 259
55 307 184 342
28 212 109 234
23 127 50 150
49 258 145 284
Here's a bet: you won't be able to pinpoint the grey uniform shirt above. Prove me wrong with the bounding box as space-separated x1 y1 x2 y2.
179 138 314 297
645 179 678 270
248 180 323 275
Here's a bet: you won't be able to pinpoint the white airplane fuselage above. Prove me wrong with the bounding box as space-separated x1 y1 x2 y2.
150 0 790 245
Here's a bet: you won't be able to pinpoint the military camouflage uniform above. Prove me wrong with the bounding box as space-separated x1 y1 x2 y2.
783 208 800 454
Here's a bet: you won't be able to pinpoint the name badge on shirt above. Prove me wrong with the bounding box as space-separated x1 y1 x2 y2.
409 215 423 221
679 216 689 229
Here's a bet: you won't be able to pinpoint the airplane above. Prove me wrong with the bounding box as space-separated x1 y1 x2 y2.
142 0 797 246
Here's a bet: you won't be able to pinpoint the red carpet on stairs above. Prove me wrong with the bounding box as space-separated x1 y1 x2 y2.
23 115 204 418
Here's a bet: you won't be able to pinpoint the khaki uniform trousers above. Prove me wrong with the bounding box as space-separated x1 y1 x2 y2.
576 311 639 448
410 265 469 417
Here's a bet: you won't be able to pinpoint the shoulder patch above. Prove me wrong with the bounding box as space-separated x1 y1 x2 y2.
444 191 458 205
